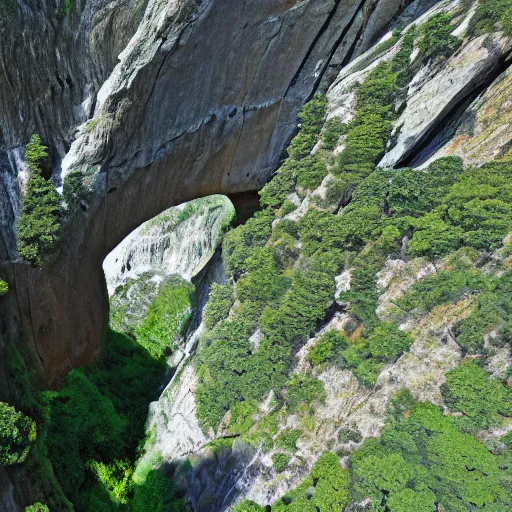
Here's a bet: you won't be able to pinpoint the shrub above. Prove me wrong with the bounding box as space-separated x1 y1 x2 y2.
272 453 291 473
135 279 194 359
418 13 461 63
351 402 512 511
63 169 86 211
25 504 49 512
471 0 512 35
322 118 348 150
0 279 8 296
309 330 348 366
203 283 234 330
42 370 126 500
0 402 36 466
285 374 326 411
287 95 327 160
17 134 61 265
131 469 185 512
295 155 329 191
442 362 512 432
275 429 302 452
231 501 265 512
273 453 349 511
397 269 491 312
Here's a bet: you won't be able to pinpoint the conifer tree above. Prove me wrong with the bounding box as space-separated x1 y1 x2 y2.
17 134 61 265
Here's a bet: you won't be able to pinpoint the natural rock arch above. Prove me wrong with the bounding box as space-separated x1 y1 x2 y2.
0 0 411 388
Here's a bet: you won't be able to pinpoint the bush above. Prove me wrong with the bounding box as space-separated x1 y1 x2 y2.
287 95 327 160
471 0 512 35
351 401 512 511
309 331 348 366
322 118 348 150
0 402 36 466
203 283 234 330
275 429 302 452
17 134 61 265
272 453 291 473
0 279 8 296
230 501 265 512
131 470 185 512
418 13 461 63
63 169 86 211
273 453 349 511
25 504 49 512
135 279 194 359
442 362 512 432
285 374 326 412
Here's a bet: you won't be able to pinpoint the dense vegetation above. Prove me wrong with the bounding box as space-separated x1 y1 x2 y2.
0 402 36 466
17 135 61 265
0 279 8 295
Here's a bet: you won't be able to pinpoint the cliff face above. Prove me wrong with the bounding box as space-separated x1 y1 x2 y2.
0 0 414 391
137 1 512 509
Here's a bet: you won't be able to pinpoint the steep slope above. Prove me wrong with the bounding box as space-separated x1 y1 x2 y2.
137 1 512 510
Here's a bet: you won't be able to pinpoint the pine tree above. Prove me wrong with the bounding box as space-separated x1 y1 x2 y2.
17 134 61 265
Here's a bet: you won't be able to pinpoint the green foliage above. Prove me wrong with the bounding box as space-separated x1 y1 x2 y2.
272 453 291 473
18 134 61 265
63 169 86 211
0 402 36 466
273 453 350 511
295 155 329 191
472 0 512 35
418 13 461 63
203 283 234 330
131 470 185 512
25 504 49 512
223 210 273 278
287 95 327 160
230 501 265 512
308 330 348 366
275 429 302 452
134 279 194 359
285 374 326 412
352 402 512 511
196 268 334 430
397 269 491 313
0 279 8 296
42 370 126 500
322 118 348 150
442 362 512 432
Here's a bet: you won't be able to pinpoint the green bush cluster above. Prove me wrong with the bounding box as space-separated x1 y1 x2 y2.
0 279 8 296
25 504 49 512
442 361 512 432
287 95 327 159
63 169 86 211
203 282 234 330
471 0 512 35
0 401 36 466
17 134 61 265
308 331 348 366
284 374 326 412
352 400 512 511
418 13 461 63
275 429 302 452
272 453 291 473
322 118 348 150
273 452 350 511
134 279 194 359
455 270 512 352
196 268 334 429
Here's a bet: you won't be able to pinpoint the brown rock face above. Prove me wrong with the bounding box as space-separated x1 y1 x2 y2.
0 0 412 389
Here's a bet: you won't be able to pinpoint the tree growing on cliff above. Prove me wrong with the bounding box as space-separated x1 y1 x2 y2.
0 279 8 296
0 401 37 466
17 134 61 265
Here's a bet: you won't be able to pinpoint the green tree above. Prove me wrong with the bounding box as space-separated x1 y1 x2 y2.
25 504 49 512
17 134 61 265
0 401 36 466
0 279 8 296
